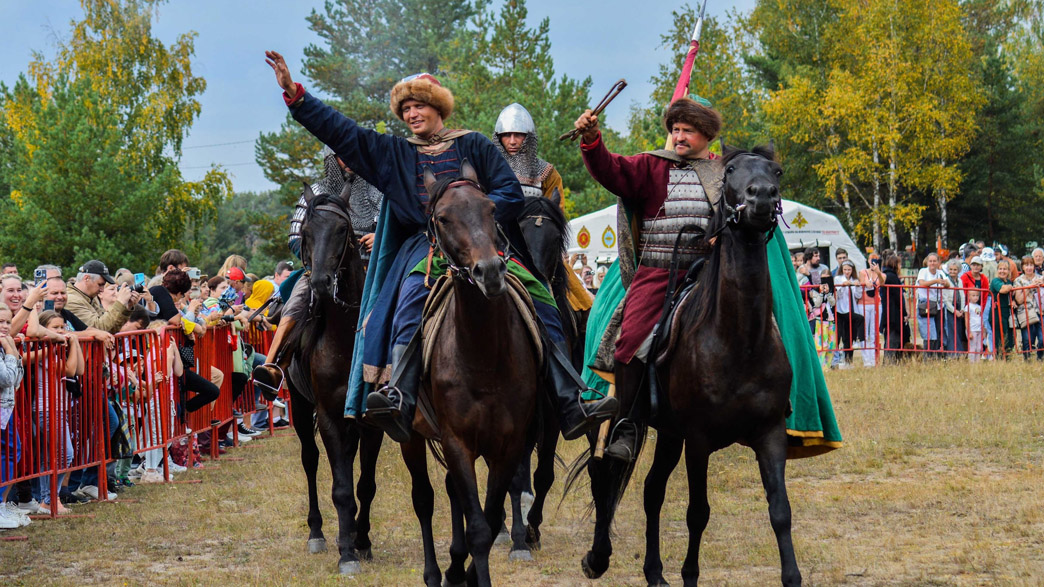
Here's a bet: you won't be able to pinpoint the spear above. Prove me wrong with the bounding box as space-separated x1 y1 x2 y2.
671 0 708 104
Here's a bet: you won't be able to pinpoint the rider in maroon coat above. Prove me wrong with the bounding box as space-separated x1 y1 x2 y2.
575 97 723 460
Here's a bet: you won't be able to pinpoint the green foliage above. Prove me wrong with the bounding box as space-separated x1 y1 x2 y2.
185 190 291 277
0 0 230 274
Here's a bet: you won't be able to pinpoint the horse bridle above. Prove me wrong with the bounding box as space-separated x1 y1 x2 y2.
426 179 512 284
304 202 357 307
715 154 783 244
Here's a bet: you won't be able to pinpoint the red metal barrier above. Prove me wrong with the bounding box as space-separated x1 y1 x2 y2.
1 318 292 516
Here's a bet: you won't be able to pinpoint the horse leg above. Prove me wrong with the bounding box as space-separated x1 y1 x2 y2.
353 426 383 560
752 423 802 586
292 396 325 554
581 453 613 578
643 433 684 587
526 405 558 551
679 441 711 587
315 411 361 575
401 437 441 587
442 440 494 587
499 456 533 562
443 472 469 587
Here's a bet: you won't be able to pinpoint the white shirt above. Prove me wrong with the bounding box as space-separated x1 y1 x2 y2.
916 267 947 303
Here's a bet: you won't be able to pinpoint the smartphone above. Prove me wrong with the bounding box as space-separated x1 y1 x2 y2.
871 258 881 267
134 272 146 287
44 300 55 311
34 268 47 283
187 268 201 280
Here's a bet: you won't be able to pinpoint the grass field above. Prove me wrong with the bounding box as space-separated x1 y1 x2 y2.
2 360 1043 585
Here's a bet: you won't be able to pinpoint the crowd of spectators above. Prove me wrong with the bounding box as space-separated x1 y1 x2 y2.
795 241 1044 367
0 251 290 529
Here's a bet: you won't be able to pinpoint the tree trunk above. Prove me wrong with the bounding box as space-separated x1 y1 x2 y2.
938 159 948 248
887 151 898 249
872 140 882 251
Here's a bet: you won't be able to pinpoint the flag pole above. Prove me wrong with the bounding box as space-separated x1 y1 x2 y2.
665 0 708 149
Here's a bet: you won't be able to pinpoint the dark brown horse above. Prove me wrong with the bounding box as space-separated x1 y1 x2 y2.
283 182 383 575
401 161 542 587
578 146 800 586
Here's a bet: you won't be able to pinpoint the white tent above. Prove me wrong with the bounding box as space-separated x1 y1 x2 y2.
568 200 866 271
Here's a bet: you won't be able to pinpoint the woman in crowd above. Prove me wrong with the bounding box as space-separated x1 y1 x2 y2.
942 259 966 355
858 253 885 367
1012 256 1043 360
31 310 84 515
879 253 907 362
833 260 864 368
990 262 1016 356
916 253 948 355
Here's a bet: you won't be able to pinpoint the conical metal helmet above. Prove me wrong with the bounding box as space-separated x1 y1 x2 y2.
495 103 536 136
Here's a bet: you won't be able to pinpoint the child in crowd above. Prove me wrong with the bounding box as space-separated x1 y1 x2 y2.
965 289 985 362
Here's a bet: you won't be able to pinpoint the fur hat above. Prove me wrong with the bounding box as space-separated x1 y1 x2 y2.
389 73 454 121
663 97 722 140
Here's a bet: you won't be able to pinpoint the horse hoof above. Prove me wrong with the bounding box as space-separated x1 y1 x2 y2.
307 538 327 554
525 525 541 551
338 560 362 575
493 529 511 546
356 547 373 561
581 552 608 579
509 549 534 562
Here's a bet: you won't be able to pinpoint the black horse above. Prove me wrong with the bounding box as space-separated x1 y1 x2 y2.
283 182 383 575
578 147 801 586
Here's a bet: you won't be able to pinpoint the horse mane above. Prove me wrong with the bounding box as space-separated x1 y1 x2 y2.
686 144 778 331
522 195 570 256
425 174 477 215
305 191 351 220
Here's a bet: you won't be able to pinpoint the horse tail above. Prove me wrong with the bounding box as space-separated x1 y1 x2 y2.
560 423 648 523
427 439 448 469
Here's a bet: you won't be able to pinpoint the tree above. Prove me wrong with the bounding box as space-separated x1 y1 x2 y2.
0 0 229 272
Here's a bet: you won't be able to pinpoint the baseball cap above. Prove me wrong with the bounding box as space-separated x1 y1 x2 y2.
226 267 246 281
78 260 115 284
970 256 983 265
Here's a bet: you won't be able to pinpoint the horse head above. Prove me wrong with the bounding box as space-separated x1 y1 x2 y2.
720 145 783 236
424 160 508 298
300 180 358 302
519 188 569 286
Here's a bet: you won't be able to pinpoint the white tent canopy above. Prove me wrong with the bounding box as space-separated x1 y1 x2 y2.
567 200 866 271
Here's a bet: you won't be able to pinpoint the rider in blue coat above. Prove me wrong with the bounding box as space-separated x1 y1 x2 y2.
265 51 617 443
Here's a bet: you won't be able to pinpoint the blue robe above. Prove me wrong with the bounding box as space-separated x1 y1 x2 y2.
287 92 527 417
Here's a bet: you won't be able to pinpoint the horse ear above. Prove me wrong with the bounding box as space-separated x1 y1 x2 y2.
338 180 352 202
550 187 562 208
459 158 479 183
422 166 438 198
302 181 316 204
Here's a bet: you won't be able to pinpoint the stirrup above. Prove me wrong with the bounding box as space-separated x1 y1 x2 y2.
603 419 638 462
252 363 285 401
364 386 405 417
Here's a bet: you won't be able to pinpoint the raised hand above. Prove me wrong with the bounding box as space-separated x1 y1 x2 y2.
265 50 297 98
574 109 600 143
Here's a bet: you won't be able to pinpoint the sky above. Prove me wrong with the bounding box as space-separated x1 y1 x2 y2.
0 0 755 194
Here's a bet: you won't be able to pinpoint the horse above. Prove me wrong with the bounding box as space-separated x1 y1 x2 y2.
400 161 542 587
282 181 383 575
492 191 583 556
578 146 801 586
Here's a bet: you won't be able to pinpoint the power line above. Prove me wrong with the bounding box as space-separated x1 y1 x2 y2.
181 162 257 170
182 139 256 149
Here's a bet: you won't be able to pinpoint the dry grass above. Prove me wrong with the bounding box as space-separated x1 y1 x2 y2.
2 360 1043 586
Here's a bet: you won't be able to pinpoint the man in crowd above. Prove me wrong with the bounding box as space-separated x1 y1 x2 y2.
961 256 993 356
272 261 293 286
832 248 848 276
147 249 189 287
1 263 16 276
798 247 831 287
66 260 140 334
265 50 616 442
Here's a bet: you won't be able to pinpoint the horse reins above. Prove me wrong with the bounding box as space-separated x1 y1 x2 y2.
426 178 512 285
305 202 358 308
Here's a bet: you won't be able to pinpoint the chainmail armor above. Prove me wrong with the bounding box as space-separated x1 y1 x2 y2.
289 147 346 246
495 130 552 192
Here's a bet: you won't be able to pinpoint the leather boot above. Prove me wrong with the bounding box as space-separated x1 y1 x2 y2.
546 339 619 440
251 364 283 402
364 341 421 443
603 418 639 462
